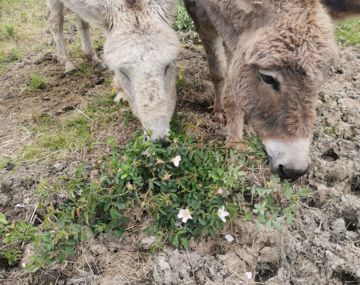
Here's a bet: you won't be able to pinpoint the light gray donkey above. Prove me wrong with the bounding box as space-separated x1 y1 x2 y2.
46 0 180 142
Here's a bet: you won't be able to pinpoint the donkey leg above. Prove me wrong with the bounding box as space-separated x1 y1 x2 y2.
77 18 107 70
184 0 227 122
112 77 127 103
46 0 76 74
222 82 245 148
204 37 228 122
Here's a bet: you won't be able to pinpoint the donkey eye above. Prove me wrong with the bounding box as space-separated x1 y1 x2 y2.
259 73 280 92
119 69 130 81
164 63 171 75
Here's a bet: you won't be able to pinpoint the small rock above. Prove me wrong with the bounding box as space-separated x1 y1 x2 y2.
139 236 157 251
259 246 280 264
5 162 15 171
91 76 105 86
330 218 346 234
225 234 235 243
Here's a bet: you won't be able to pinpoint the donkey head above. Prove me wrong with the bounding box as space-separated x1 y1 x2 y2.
227 2 337 180
104 0 180 143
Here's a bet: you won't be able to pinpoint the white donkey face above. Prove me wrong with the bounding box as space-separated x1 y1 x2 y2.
104 24 180 143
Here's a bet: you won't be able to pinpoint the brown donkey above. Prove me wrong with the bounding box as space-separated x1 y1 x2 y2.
184 0 338 180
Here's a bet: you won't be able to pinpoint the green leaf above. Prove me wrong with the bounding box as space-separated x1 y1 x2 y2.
181 238 189 249
0 213 7 225
209 227 215 238
114 228 125 238
65 246 75 257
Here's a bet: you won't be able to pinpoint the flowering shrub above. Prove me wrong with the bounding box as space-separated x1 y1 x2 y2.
0 132 309 269
98 134 240 248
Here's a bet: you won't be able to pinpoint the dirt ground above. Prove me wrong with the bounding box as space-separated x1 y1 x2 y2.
0 27 360 285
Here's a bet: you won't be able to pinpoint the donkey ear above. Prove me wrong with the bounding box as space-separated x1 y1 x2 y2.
155 0 178 24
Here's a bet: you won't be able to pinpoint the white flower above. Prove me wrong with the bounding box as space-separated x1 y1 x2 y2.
245 272 253 280
171 155 181 167
224 234 234 243
217 206 230 223
177 208 192 223
217 188 224 195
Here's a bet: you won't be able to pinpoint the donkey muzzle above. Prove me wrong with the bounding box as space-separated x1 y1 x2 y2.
263 138 311 181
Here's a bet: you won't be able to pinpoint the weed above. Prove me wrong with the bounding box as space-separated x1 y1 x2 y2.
174 3 194 33
28 74 47 91
94 38 105 52
123 109 136 126
251 178 310 227
1 131 309 269
0 24 16 41
336 18 360 46
324 125 340 138
176 64 196 91
0 48 22 64
0 156 10 170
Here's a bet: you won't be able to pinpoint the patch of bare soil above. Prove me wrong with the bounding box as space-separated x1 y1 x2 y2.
1 41 360 284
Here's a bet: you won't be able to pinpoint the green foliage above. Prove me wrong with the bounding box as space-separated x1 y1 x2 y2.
99 134 239 244
0 24 16 41
174 3 194 32
0 131 309 269
336 18 360 46
28 73 47 91
3 249 22 266
252 178 310 228
0 217 37 266
0 156 10 170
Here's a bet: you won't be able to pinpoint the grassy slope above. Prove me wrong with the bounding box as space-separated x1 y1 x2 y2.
0 0 46 72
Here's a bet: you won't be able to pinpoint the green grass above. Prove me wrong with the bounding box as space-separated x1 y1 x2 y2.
21 112 92 161
19 92 125 162
28 73 47 91
0 23 16 41
0 0 46 74
0 156 10 170
174 3 195 33
336 18 360 46
0 48 21 64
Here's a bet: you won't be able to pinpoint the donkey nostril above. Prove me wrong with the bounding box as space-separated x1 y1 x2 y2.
278 164 286 177
158 138 170 147
277 164 308 181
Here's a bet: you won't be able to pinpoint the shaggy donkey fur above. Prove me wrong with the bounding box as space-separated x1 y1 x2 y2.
184 0 338 180
46 0 180 142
